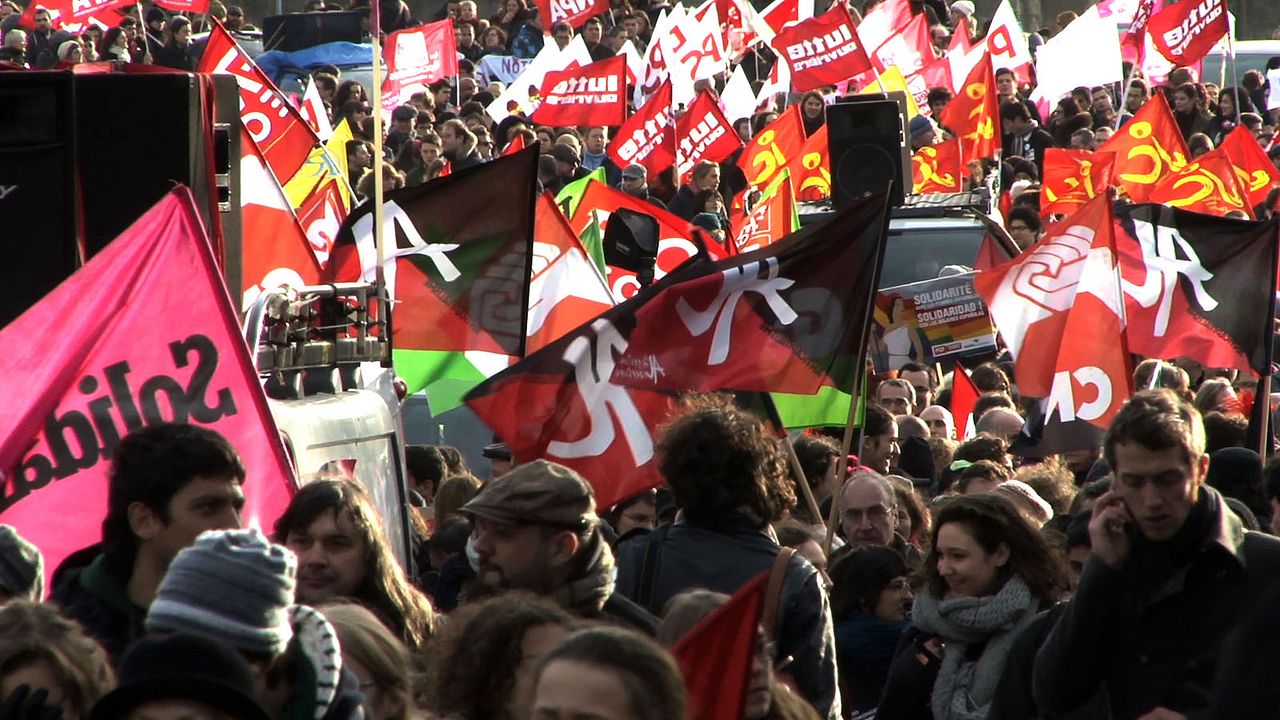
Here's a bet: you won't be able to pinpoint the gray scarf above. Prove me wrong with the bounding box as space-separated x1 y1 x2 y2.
552 526 617 617
911 575 1038 720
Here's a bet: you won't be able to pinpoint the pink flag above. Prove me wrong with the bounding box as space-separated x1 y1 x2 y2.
0 188 296 590
382 20 459 117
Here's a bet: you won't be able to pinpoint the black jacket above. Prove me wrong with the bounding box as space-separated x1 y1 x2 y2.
615 515 841 719
50 554 146 666
1033 487 1280 719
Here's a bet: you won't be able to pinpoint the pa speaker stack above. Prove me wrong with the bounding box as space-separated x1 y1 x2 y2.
826 92 911 209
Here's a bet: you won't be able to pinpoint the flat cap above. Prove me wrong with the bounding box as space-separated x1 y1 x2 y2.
461 460 596 528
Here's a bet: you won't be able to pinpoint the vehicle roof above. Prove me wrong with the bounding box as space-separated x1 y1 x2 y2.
255 41 374 79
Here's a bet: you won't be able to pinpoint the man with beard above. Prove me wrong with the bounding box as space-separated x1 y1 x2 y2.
461 460 657 634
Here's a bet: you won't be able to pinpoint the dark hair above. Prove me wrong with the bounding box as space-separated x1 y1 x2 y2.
924 494 1066 603
274 479 436 652
1203 411 1248 454
973 391 1017 423
970 362 1012 394
793 434 839 490
1216 86 1256 116
1103 389 1205 471
953 434 1009 466
864 403 894 439
1006 206 1042 234
404 445 447 496
334 79 368 109
995 67 1015 80
425 592 578 720
957 459 1013 493
103 423 245 575
1064 510 1091 550
926 86 953 106
535 627 687 720
829 545 908 618
1000 99 1031 123
657 394 795 528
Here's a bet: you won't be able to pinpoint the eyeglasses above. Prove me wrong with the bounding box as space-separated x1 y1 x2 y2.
1009 224 1031 232
842 504 892 523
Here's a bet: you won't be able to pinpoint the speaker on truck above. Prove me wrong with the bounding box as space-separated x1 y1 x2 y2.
827 92 911 209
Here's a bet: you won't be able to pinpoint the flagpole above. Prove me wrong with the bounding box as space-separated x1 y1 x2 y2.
1258 220 1279 460
137 0 152 63
371 0 387 297
783 434 828 534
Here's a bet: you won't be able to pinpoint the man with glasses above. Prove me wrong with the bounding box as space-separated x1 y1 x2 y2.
898 362 937 414
838 469 922 568
875 378 916 418
1006 206 1042 250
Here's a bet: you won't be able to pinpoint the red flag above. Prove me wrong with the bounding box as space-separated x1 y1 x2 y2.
502 133 528 156
676 90 744 180
1148 0 1227 66
1122 0 1162 61
975 194 1132 428
918 55 954 104
950 362 981 439
198 23 319 184
528 193 615 353
1219 125 1280 211
535 0 608 30
1096 93 1189 203
771 4 873 93
940 52 1000 163
728 175 796 254
18 0 132 32
855 0 912 51
1041 149 1116 218
790 125 831 202
0 188 295 591
949 15 974 56
155 0 207 13
737 104 806 190
912 138 965 194
609 79 677 178
439 160 452 177
295 178 348 268
382 21 459 117
671 573 767 720
532 55 628 128
871 12 933 80
1148 146 1252 217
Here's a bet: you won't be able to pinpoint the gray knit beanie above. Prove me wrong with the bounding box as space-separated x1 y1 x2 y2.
145 528 297 657
0 525 43 601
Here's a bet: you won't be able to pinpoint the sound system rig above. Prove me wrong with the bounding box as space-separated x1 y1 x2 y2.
826 91 912 210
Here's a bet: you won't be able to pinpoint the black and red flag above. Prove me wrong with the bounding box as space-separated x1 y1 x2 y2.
609 189 892 395
1116 203 1280 375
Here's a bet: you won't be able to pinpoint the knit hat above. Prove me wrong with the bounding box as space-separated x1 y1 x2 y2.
993 480 1054 525
691 212 723 232
90 634 269 720
909 114 935 139
622 163 647 180
950 0 975 17
145 529 297 657
0 525 42 601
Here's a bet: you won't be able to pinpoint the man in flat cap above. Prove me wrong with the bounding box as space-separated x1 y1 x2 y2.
461 460 657 634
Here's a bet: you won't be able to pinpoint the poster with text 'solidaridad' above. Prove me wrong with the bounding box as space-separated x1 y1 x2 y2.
871 272 996 374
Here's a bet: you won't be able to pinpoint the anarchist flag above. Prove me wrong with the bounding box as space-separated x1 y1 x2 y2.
609 79 677 178
771 3 873 93
609 189 892 395
327 146 539 358
1148 0 1227 66
532 55 628 128
1116 202 1280 375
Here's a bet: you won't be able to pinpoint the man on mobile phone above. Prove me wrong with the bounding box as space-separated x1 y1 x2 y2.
1032 389 1280 720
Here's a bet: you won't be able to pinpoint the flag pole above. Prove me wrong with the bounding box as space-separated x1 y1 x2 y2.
137 0 152 62
371 0 387 295
1258 221 1279 460
783 436 827 534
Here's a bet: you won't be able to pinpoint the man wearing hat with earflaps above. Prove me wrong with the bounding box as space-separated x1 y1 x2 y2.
460 460 658 634
91 634 270 720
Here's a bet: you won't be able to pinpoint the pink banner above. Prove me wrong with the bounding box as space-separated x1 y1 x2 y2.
0 188 295 591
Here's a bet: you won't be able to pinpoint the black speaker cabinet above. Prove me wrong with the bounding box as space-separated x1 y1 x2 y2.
827 92 911 210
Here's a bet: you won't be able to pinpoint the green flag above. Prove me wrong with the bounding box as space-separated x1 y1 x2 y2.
579 209 608 277
395 349 512 415
556 167 607 219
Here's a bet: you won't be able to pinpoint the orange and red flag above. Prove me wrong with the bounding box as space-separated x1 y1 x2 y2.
1095 93 1188 203
912 137 965 194
1148 146 1252 217
1041 149 1116 218
939 52 1000 163
736 104 806 191
1218 125 1280 212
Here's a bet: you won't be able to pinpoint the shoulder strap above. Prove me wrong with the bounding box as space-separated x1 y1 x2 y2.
763 547 796 645
633 524 672 612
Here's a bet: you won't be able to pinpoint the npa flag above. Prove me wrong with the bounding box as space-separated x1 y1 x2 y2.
528 194 615 353
912 138 965 194
610 190 892 395
870 12 933 81
535 0 608 29
382 21 459 117
671 573 767 720
1041 149 1116 218
0 188 295 591
199 22 320 184
463 264 700 507
295 179 348 268
1122 0 1162 62
1096 93 1189 203
676 90 744 180
1148 0 1227 66
771 4 872 93
737 104 806 191
240 129 323 310
1116 203 1280 375
975 194 1131 429
1148 146 1252 217
327 147 539 361
951 362 981 440
532 55 627 128
610 79 677 177
1219 126 1280 211
570 181 723 301
940 52 1001 163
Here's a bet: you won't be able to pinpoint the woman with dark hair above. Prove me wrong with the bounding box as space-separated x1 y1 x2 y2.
100 25 132 61
1172 82 1213 141
425 592 579 720
829 546 912 713
799 91 826 136
1208 86 1256 145
532 627 687 720
151 15 191 69
480 25 509 56
491 0 532 39
393 138 424 175
334 80 369 114
878 494 1067 720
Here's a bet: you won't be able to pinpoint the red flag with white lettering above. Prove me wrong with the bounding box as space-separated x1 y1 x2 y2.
382 21 459 117
609 79 677 177
534 0 608 30
676 90 744 180
198 23 319 184
532 55 627 127
1148 0 1227 66
528 193 615 353
295 178 348 268
728 174 796 254
0 188 295 592
771 4 872 93
18 0 132 32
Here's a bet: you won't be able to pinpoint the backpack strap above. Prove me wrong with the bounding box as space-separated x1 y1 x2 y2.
763 547 795 645
633 524 672 612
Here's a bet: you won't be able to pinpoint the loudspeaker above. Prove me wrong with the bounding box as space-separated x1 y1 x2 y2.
827 93 910 209
0 73 79 326
603 207 661 287
262 12 365 51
